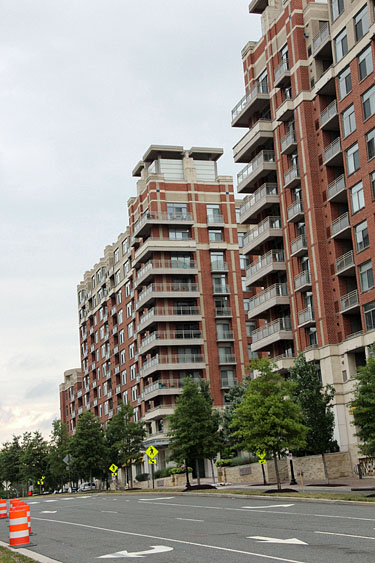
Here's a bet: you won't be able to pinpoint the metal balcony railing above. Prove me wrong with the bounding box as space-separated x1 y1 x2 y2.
137 259 197 281
294 270 311 290
138 282 198 303
324 138 341 163
280 129 296 153
291 234 307 255
239 183 278 217
244 216 281 247
341 290 359 312
274 60 290 83
287 199 304 220
215 307 232 316
252 317 292 343
336 250 354 273
237 150 275 186
140 330 202 350
320 100 337 127
328 175 346 200
298 307 315 325
284 165 300 187
133 212 193 235
332 212 350 237
246 249 285 278
207 215 224 224
312 22 330 54
144 379 185 396
231 82 269 121
248 283 288 312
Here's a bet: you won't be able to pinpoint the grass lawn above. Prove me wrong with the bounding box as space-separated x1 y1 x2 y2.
0 546 36 562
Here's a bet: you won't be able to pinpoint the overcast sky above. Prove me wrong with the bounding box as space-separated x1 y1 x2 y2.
0 1 261 445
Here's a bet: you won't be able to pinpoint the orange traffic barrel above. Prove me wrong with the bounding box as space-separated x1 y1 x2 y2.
9 507 30 548
0 499 7 519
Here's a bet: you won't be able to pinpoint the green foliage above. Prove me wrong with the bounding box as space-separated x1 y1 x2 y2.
220 382 248 457
231 358 308 488
20 431 49 487
135 472 150 482
154 468 170 479
215 458 232 467
168 466 192 475
351 350 375 456
70 411 107 481
289 353 337 456
0 436 22 489
168 378 220 471
47 420 71 489
215 455 257 468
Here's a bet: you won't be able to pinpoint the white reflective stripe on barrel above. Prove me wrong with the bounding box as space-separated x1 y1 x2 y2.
9 530 29 539
9 516 28 525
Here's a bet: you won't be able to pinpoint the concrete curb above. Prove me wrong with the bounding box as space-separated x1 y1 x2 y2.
0 540 62 563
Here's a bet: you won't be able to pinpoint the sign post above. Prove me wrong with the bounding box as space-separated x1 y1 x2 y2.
109 464 119 491
145 445 159 489
256 450 267 485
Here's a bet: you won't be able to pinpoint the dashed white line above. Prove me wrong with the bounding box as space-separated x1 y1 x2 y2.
101 510 118 514
315 531 375 541
139 497 175 501
176 517 204 522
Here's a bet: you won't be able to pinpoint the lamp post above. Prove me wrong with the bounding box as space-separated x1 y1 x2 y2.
288 453 297 485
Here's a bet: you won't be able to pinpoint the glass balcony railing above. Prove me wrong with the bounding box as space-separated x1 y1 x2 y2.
332 212 350 237
312 22 330 54
239 183 278 217
336 250 354 274
237 150 275 187
246 249 285 279
231 82 269 122
280 129 296 153
291 234 307 255
320 100 337 127
248 283 288 312
284 165 300 187
287 199 304 221
341 290 359 312
244 216 282 247
328 175 346 201
252 317 292 344
294 270 311 290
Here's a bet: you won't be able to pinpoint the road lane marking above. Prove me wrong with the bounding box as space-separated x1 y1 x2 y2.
41 511 57 514
99 545 174 558
45 500 57 503
101 511 118 514
138 497 174 501
137 500 375 522
176 517 204 522
249 537 308 545
28 502 40 505
315 531 375 541
32 517 308 563
243 505 295 509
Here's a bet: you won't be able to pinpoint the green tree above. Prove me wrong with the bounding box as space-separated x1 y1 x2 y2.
289 353 337 483
0 436 22 496
70 411 107 487
231 358 308 490
220 383 248 458
47 420 71 491
20 431 49 491
351 348 375 457
168 378 220 487
106 404 145 486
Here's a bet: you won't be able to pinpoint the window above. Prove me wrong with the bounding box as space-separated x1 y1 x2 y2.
120 350 126 365
338 67 352 99
358 46 373 80
210 251 225 270
213 274 227 292
341 105 356 137
209 229 223 242
126 302 132 318
350 181 365 213
125 281 131 297
354 5 369 42
237 232 245 248
121 370 126 385
124 261 130 276
244 298 250 313
246 321 256 337
206 204 221 222
355 220 369 252
167 202 187 219
116 290 122 305
307 327 317 346
127 322 134 339
101 344 106 359
119 329 124 345
364 301 375 330
118 309 123 325
334 28 348 62
257 68 268 93
122 390 128 405
115 269 121 285
114 248 119 264
346 143 360 174
331 0 344 21
100 326 104 340
241 276 247 291
371 171 375 200
359 261 374 292
240 255 249 270
362 86 375 120
133 407 139 422
91 275 95 289
122 238 129 256
130 365 136 380
129 343 135 359
169 227 190 240
235 208 241 223
366 129 375 159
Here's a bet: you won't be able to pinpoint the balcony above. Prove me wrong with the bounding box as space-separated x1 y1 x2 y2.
336 250 355 276
233 120 273 163
143 379 185 400
112 325 118 335
276 98 294 122
135 259 198 287
315 66 335 96
298 307 315 327
331 212 351 239
212 283 230 294
280 128 297 155
111 306 117 316
291 234 308 257
320 100 338 131
243 216 282 254
248 0 268 14
133 212 194 238
251 317 293 352
324 138 343 166
216 331 235 341
312 22 331 58
142 404 177 422
272 353 296 374
341 290 360 313
136 282 199 310
139 329 203 354
220 375 238 388
237 151 276 193
215 307 232 317
294 270 312 292
207 214 224 225
218 354 236 364
239 183 279 224
284 165 300 189
246 249 286 286
139 354 206 378
137 306 202 331
248 283 289 318
274 60 291 88
211 261 229 272
231 83 270 127
287 199 304 222
134 237 196 265
328 175 347 203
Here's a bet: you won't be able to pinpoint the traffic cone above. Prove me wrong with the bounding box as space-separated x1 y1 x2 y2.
0 499 7 519
8 507 30 548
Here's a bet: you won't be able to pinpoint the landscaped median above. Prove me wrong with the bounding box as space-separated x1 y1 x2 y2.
0 545 36 563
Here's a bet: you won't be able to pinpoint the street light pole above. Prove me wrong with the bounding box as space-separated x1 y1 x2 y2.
288 453 297 485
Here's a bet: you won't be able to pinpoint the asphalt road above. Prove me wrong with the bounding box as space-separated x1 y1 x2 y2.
0 493 374 562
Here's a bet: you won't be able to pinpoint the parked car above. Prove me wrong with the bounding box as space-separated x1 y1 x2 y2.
78 482 96 491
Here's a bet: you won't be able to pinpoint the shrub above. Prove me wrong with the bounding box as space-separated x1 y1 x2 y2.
168 466 193 475
216 455 258 468
135 473 150 482
154 468 169 479
215 459 232 467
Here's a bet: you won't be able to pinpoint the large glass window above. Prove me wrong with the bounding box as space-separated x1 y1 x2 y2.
169 227 190 240
359 261 374 292
350 181 365 213
371 171 375 200
341 104 356 137
257 69 268 93
366 129 375 159
209 228 223 242
354 5 369 42
167 202 188 219
358 46 373 80
346 143 360 174
335 28 348 62
331 0 344 21
364 301 375 331
206 204 221 221
338 66 352 99
355 220 369 252
362 86 375 120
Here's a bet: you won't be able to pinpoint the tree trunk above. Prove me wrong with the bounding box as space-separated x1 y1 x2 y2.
210 459 216 484
128 464 133 487
322 452 329 485
185 460 191 489
195 459 201 486
273 451 281 491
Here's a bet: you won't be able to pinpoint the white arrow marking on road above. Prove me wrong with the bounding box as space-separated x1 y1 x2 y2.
98 545 174 558
242 504 295 509
248 537 308 545
138 497 174 501
41 510 57 514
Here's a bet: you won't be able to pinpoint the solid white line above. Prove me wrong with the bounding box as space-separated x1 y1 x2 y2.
45 500 57 503
315 531 375 541
32 517 307 563
101 510 118 514
138 497 174 501
137 500 375 522
176 517 204 522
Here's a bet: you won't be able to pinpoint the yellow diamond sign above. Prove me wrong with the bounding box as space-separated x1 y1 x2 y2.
109 463 119 473
145 445 159 459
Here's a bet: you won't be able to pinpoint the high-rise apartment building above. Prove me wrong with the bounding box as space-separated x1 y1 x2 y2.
232 0 375 459
60 146 251 470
